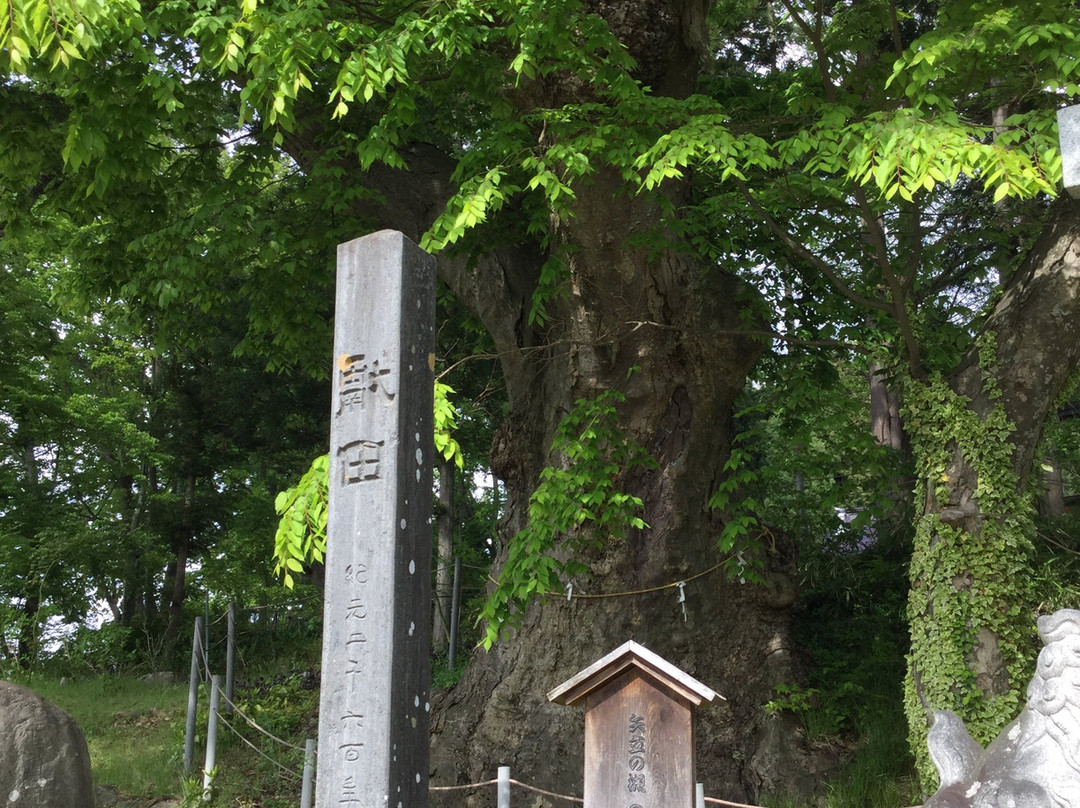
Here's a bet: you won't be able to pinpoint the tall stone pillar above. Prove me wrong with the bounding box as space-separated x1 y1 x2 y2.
317 230 435 808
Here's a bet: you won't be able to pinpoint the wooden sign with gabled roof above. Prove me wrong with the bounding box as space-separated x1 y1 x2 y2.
548 641 722 808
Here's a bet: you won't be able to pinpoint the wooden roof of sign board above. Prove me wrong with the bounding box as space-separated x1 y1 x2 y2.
546 640 723 708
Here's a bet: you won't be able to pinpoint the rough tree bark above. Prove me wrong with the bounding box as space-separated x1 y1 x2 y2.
427 178 821 802
905 199 1080 782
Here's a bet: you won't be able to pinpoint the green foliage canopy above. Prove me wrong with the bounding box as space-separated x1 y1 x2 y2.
6 1 1080 781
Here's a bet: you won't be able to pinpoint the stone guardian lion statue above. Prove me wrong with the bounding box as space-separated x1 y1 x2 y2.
925 608 1080 808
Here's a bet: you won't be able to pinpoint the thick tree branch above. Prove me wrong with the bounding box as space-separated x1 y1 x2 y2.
833 180 928 380
737 179 893 313
952 199 1080 482
888 0 904 57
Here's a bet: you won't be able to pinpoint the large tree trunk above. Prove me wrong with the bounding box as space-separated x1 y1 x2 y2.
905 199 1080 786
279 1 819 800
423 159 819 798
424 118 815 808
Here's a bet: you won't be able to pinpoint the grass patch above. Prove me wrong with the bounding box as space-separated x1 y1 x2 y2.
825 704 916 808
432 652 469 690
18 674 187 797
14 668 320 805
199 670 319 807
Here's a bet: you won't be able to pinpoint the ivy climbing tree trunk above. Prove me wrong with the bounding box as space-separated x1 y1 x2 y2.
905 199 1080 785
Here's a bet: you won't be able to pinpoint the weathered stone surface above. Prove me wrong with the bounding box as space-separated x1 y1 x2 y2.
927 709 982 790
925 609 1080 807
93 783 122 807
317 230 436 808
748 712 835 803
138 671 177 687
0 681 94 808
1059 106 1080 199
94 785 182 808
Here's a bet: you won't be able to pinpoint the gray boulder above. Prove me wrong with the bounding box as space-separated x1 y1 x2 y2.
0 680 94 808
138 671 176 687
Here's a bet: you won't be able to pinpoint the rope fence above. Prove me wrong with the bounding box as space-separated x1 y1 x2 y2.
183 598 923 808
430 775 923 808
185 610 318 805
427 768 905 808
185 614 924 808
429 778 499 793
216 711 304 782
509 777 585 803
217 688 314 755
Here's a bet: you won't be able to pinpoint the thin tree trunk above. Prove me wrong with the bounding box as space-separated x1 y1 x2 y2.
160 473 196 663
433 459 455 656
16 595 40 669
15 435 42 669
1041 456 1066 517
870 362 904 451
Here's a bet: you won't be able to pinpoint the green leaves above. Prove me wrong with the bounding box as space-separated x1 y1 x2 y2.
434 381 464 470
636 102 1059 207
272 381 467 586
708 443 765 582
0 0 137 72
637 108 775 190
478 387 656 649
629 1 1074 216
889 4 1080 111
272 454 329 590
847 109 1059 204
423 167 519 252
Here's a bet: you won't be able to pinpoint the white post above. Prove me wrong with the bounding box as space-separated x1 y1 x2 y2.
225 603 236 714
203 593 211 672
497 766 511 808
696 782 705 808
202 675 222 801
184 616 203 774
300 738 316 808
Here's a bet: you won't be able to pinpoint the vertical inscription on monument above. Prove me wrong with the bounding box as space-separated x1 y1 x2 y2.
337 353 397 413
318 231 435 808
627 712 647 798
